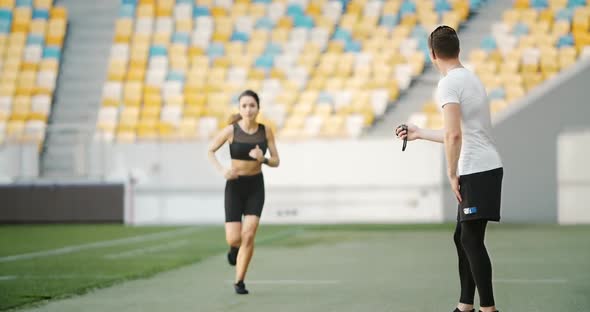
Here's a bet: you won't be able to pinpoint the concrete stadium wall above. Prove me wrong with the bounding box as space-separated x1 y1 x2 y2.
90 139 445 225
441 59 590 223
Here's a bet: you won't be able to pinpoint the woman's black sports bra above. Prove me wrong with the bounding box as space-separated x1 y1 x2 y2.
229 123 268 161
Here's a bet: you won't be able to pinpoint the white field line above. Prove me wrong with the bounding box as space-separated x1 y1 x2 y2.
0 227 203 263
103 240 190 259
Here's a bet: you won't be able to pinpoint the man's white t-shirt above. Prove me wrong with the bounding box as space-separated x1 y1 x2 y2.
435 67 503 176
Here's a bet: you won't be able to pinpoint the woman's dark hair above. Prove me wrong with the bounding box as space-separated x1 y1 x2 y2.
228 90 260 124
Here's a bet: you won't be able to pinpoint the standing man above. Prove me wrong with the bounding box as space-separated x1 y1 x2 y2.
396 25 503 312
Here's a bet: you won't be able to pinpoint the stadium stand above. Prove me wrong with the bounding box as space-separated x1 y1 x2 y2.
414 0 590 129
0 0 67 146
97 0 484 142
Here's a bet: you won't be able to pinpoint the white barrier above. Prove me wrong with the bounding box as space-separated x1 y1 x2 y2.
558 129 590 225
91 139 445 225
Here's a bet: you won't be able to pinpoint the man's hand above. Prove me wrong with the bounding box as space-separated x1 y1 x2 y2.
449 175 462 203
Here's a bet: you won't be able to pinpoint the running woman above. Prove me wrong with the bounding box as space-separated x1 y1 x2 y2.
208 90 280 294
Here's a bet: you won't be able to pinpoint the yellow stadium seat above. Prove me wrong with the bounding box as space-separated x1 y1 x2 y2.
46 33 64 46
211 6 227 17
140 105 160 120
520 9 538 25
313 15 334 32
383 0 401 14
518 35 536 48
156 3 173 17
346 1 363 15
514 0 530 9
185 92 206 107
548 0 567 10
170 57 188 71
0 0 15 8
0 82 16 96
29 20 46 35
244 2 264 18
115 19 133 43
132 33 151 45
20 60 38 71
559 47 577 69
136 4 154 17
211 31 230 43
119 107 139 122
535 33 557 48
12 95 30 111
573 31 590 53
506 86 525 102
442 11 460 30
50 6 68 20
6 121 25 138
34 0 52 9
469 49 488 63
28 111 48 122
108 60 128 81
503 9 520 26
175 19 192 33
400 14 417 27
499 60 520 74
552 20 571 36
269 68 285 80
102 98 119 107
501 73 524 88
157 122 175 139
537 8 554 24
572 14 589 33
521 61 539 74
152 32 170 46
321 115 345 137
522 72 544 90
175 118 197 139
212 57 231 68
268 28 287 43
339 14 357 31
274 15 293 30
126 68 145 81
183 105 204 119
165 94 184 107
136 119 158 139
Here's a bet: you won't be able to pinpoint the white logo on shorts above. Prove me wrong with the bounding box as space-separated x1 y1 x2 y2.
463 207 478 215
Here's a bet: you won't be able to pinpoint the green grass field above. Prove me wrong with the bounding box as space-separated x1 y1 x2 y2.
1 224 589 311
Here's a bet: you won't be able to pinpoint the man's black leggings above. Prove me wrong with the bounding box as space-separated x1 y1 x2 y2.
453 219 495 307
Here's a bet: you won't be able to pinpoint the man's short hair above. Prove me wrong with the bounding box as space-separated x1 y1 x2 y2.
428 25 460 59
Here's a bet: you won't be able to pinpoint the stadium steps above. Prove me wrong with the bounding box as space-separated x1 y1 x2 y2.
40 0 119 178
367 0 514 136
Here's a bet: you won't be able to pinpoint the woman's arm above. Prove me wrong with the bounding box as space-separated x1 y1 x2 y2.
264 127 280 167
208 126 237 178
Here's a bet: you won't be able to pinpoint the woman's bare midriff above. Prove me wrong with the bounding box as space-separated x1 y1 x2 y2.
231 159 262 176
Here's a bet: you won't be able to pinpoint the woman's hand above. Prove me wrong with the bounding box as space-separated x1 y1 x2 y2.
248 145 264 162
395 123 420 141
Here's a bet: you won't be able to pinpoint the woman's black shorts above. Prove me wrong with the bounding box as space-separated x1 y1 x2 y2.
458 167 503 222
225 173 265 222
